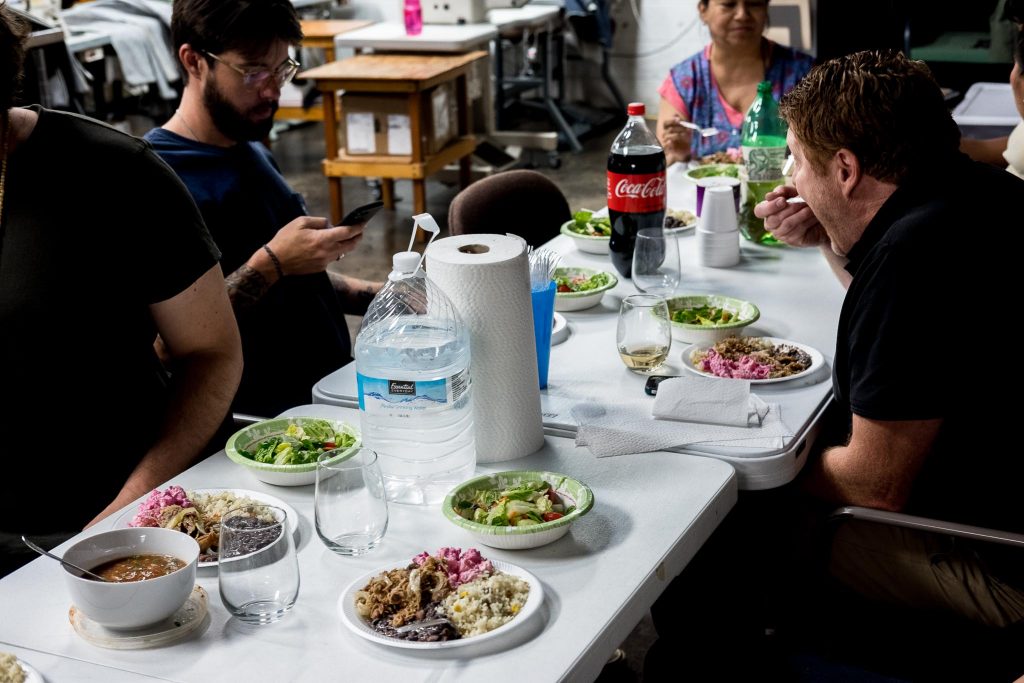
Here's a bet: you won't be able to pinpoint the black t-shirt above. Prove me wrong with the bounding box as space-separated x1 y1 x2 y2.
834 155 1022 532
0 107 219 534
144 129 352 418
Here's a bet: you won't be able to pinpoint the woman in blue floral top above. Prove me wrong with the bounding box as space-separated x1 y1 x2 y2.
656 0 813 165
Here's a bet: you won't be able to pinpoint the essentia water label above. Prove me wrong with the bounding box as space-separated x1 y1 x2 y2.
607 172 666 213
356 369 469 416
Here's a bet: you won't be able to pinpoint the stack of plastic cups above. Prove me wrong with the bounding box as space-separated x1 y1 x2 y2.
696 185 741 268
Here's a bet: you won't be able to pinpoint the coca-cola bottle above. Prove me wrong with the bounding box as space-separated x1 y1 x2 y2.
607 102 666 279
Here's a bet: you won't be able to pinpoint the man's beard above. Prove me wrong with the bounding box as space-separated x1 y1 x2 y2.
203 78 277 142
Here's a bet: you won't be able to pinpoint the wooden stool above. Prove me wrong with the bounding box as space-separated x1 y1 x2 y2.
301 51 487 225
275 20 372 122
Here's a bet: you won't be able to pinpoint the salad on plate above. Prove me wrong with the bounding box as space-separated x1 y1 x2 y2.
566 210 611 237
555 270 613 293
453 479 576 527
238 419 356 466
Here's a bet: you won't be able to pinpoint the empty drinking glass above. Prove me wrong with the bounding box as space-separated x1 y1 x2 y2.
219 504 299 624
632 228 680 297
616 294 672 373
315 448 388 556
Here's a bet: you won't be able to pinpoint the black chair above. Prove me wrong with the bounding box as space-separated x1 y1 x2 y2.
448 170 570 249
786 507 1024 681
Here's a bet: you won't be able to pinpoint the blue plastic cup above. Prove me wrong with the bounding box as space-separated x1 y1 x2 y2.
531 281 556 389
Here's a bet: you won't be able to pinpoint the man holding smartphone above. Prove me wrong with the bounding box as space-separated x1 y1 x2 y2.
146 0 382 418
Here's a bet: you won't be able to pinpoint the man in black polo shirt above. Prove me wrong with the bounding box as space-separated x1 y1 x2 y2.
757 50 1024 627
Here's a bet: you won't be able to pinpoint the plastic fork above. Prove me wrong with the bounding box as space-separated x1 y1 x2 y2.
675 119 720 138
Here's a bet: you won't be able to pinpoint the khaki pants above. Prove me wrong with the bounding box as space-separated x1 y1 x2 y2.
830 520 1024 628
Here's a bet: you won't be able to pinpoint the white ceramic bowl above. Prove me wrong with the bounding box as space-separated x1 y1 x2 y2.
442 471 594 550
63 527 199 630
554 266 618 312
560 220 610 254
667 294 760 345
224 417 360 486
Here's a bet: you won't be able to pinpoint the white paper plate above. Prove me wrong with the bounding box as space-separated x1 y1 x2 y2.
681 337 825 385
338 559 543 650
551 313 569 345
69 585 209 650
114 488 299 567
16 659 43 683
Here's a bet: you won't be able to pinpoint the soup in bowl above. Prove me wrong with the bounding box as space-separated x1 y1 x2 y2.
63 527 199 629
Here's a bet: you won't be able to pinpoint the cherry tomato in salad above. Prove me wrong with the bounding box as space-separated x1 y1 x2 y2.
324 442 336 449
557 284 571 293
543 512 564 522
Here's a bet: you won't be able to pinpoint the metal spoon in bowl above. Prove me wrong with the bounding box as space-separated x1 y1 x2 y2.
21 535 110 582
675 119 720 138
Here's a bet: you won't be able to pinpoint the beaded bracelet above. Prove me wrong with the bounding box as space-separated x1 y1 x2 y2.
262 244 284 279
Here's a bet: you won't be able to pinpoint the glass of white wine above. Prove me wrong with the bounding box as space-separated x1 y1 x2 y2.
616 294 671 373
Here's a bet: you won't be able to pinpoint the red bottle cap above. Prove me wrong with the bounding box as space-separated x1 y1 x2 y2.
627 102 645 116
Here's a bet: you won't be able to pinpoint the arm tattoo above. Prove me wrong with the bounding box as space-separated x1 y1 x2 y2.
226 263 271 311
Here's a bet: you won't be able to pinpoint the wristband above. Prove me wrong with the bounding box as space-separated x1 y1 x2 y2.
262 244 284 279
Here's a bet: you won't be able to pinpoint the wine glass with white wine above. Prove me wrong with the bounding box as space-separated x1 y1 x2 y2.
616 294 671 373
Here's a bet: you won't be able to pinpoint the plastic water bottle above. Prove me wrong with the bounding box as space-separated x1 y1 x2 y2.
739 81 787 245
354 250 475 505
404 0 423 36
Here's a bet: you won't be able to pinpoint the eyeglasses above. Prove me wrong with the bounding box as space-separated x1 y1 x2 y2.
202 51 300 90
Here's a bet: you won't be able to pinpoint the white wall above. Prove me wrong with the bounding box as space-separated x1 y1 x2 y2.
604 0 705 111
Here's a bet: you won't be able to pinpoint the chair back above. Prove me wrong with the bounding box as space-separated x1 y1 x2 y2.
448 170 571 249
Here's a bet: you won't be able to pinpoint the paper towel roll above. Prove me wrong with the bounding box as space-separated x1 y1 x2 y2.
426 234 545 463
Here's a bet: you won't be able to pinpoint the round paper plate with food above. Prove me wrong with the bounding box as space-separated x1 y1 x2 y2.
339 547 543 650
682 336 824 384
560 209 611 254
114 486 299 567
554 266 617 312
663 208 697 234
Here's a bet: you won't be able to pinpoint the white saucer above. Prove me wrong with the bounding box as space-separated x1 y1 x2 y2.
69 585 208 649
551 313 569 345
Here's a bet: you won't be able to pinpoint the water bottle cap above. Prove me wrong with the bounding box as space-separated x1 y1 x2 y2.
627 102 645 116
392 251 421 274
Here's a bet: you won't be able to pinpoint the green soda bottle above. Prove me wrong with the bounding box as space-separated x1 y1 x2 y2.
739 81 787 246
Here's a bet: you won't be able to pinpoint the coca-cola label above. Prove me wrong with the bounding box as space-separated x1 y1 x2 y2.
607 172 666 213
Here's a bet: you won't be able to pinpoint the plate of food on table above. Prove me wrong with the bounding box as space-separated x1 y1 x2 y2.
560 209 611 254
114 486 299 566
339 547 543 649
682 336 824 384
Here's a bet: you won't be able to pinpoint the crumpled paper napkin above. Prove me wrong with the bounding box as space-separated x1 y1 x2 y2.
651 375 769 427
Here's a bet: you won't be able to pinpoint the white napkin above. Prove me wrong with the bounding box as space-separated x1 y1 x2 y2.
573 397 792 458
651 375 768 427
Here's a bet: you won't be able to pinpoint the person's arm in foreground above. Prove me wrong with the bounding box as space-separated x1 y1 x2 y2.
755 186 853 289
226 217 366 311
801 415 941 511
328 272 382 316
86 265 243 527
960 136 1009 167
656 98 692 166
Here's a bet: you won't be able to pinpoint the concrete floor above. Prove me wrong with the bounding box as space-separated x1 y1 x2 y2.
273 121 653 682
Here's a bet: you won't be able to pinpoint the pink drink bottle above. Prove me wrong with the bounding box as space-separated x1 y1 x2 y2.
404 0 423 36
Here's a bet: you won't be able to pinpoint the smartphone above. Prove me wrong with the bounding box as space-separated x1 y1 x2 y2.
339 200 384 226
644 375 675 396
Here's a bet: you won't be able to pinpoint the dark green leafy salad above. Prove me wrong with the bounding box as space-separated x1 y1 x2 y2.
454 479 576 527
555 270 613 293
239 420 357 466
567 210 612 237
671 305 735 326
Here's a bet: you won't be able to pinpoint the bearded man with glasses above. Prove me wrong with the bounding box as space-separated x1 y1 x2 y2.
146 0 382 419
